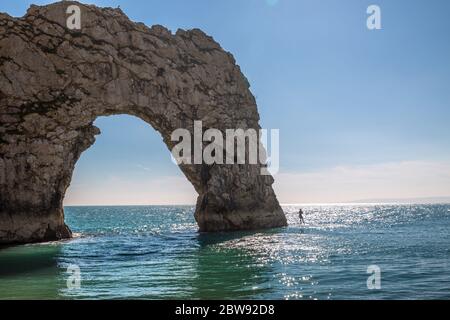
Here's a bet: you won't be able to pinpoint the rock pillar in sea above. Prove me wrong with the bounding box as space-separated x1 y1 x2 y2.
0 1 287 244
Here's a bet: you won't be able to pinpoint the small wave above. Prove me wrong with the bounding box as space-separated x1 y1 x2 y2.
116 250 158 257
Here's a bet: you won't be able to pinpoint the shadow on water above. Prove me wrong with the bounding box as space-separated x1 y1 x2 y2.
196 226 290 244
0 244 62 275
0 244 63 299
188 229 280 299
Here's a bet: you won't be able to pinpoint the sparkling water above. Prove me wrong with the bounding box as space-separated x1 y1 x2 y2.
0 204 449 299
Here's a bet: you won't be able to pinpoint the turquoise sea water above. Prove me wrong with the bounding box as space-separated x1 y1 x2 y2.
0 204 449 300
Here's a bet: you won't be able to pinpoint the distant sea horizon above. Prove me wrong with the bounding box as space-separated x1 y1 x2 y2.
63 196 450 207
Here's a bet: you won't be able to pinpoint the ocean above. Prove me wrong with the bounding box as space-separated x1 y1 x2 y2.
0 204 449 300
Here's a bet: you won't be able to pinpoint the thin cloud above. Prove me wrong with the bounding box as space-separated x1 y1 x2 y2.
136 164 152 172
273 161 450 204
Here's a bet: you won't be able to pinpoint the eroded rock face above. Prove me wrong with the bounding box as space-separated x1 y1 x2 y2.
0 1 287 244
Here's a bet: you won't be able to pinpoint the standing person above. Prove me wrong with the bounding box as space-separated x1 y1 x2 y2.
298 209 305 224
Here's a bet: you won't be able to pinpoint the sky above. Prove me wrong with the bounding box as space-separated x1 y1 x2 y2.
2 0 450 204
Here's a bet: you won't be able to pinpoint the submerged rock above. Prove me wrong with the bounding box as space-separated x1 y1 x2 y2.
0 1 287 244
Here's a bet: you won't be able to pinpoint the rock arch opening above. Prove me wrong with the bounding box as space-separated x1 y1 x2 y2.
64 114 196 206
0 1 287 244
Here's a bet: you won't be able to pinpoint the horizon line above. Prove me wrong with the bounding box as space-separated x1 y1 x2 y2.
63 201 450 207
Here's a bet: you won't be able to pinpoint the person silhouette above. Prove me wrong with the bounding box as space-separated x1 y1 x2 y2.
298 209 305 224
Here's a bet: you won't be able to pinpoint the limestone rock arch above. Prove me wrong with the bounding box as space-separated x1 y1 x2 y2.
0 1 287 244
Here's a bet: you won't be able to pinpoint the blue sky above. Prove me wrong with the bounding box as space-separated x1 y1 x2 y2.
3 0 450 204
